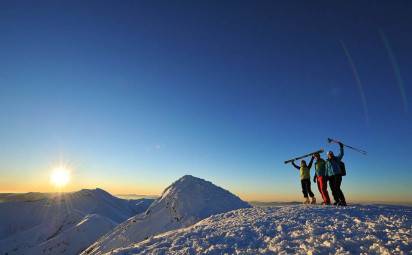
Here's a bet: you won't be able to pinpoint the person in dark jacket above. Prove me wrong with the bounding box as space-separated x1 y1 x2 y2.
326 142 347 206
291 157 316 204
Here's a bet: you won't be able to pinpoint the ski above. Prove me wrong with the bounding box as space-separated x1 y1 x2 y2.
327 138 367 155
284 149 324 164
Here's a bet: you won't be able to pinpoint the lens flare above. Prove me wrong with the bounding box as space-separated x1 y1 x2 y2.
379 30 408 113
340 40 369 124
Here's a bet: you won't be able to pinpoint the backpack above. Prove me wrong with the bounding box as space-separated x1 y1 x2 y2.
339 161 346 176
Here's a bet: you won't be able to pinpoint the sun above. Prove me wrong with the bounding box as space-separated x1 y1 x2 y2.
50 166 71 188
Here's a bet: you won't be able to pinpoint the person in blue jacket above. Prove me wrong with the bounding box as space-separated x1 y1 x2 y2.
326 142 347 206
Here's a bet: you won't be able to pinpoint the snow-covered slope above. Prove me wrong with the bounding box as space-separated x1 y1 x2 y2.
83 175 251 254
0 189 153 255
32 214 117 255
107 205 412 255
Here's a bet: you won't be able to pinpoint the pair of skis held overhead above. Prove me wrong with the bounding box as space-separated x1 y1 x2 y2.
284 138 367 164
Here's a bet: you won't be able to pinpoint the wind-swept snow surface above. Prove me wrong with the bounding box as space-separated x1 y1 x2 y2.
0 189 153 255
109 205 411 255
83 175 251 254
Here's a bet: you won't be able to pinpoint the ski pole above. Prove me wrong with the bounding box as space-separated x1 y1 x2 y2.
327 138 367 155
284 149 324 164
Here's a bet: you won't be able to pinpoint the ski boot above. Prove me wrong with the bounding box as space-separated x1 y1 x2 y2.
338 201 347 206
303 198 310 204
310 197 316 204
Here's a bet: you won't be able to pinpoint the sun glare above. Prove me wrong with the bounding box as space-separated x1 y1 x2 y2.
50 167 71 188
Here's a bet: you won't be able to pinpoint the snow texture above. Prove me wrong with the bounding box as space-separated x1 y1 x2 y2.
83 175 251 254
108 205 412 255
0 189 153 255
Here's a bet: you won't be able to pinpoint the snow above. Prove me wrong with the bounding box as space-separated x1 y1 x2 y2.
83 175 251 254
106 205 412 255
33 214 117 255
2 175 411 255
0 189 153 255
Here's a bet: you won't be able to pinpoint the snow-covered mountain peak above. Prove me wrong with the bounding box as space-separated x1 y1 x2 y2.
151 175 250 221
82 175 250 254
172 174 198 184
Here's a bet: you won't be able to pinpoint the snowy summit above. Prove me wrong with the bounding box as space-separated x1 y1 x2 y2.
83 175 251 254
94 204 412 255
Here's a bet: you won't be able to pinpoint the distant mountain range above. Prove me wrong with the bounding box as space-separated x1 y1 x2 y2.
114 194 160 200
0 189 153 255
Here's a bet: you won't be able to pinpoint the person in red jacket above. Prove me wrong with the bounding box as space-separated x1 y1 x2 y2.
313 152 331 205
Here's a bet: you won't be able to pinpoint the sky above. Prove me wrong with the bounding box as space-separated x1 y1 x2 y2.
0 0 411 203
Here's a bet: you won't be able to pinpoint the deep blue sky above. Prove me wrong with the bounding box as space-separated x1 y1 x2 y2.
0 1 411 202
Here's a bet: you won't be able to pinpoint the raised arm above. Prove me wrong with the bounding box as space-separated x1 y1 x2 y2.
307 156 314 169
337 142 344 160
291 160 300 170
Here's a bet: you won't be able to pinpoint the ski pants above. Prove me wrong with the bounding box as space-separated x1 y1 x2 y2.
329 175 346 204
301 179 314 198
316 176 330 204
